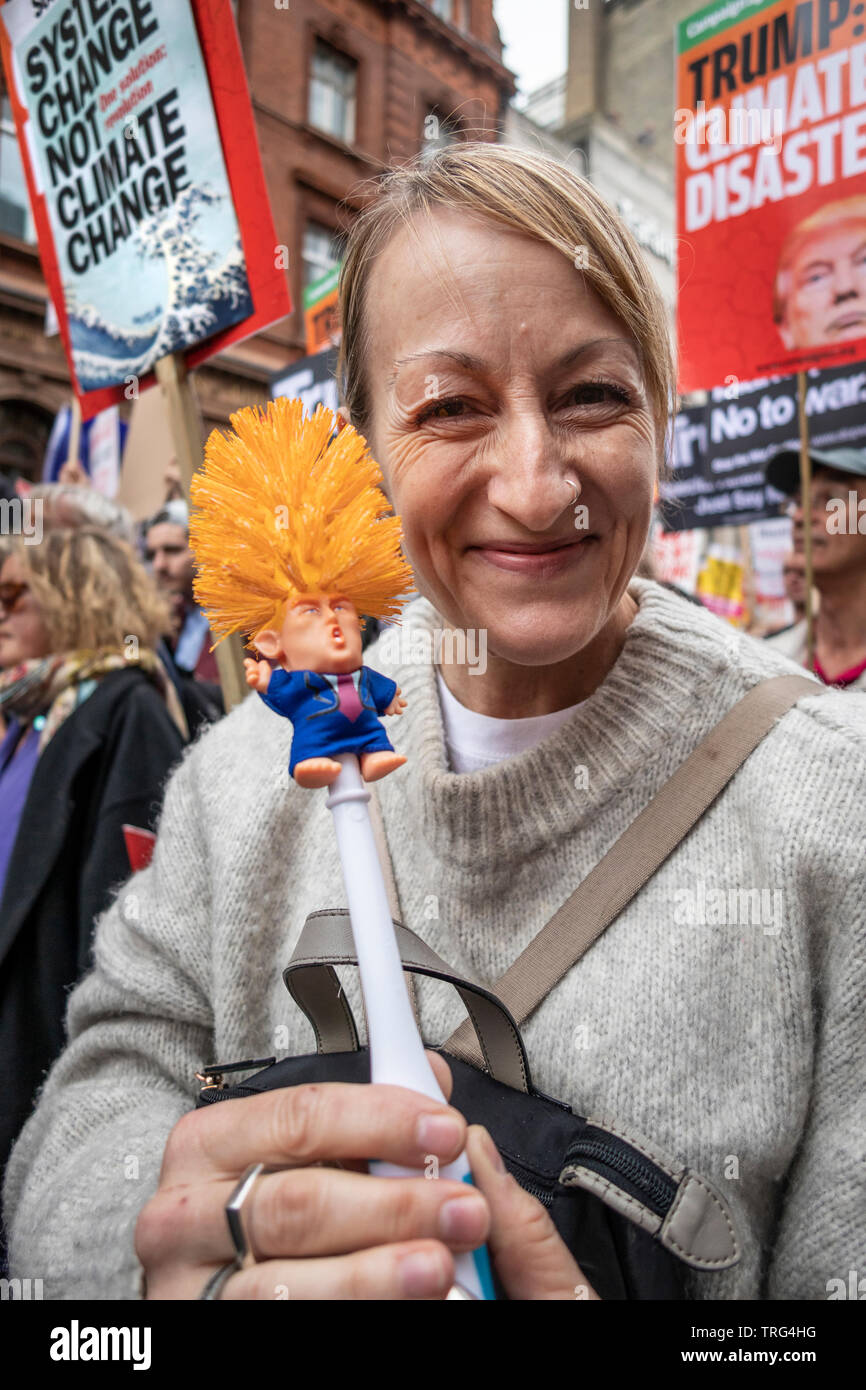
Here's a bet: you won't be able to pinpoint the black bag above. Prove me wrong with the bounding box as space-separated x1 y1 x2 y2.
197 911 739 1301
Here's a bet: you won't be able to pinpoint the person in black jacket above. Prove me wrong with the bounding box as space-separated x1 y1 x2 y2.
0 527 188 1225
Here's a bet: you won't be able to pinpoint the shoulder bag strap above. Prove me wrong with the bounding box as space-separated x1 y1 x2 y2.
442 672 822 1068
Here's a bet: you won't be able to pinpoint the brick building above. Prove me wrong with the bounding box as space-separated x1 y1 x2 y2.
0 0 514 482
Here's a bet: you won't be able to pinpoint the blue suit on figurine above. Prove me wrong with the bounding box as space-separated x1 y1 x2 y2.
260 665 398 776
243 593 408 789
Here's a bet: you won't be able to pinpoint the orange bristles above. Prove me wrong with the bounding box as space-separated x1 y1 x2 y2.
189 398 415 645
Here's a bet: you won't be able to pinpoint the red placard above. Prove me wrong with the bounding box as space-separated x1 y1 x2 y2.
676 0 866 392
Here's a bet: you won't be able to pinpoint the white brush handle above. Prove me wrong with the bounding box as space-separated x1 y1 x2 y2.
326 754 493 1301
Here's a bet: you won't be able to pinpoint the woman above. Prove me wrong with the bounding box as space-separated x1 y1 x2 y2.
3 145 864 1301
0 527 187 1194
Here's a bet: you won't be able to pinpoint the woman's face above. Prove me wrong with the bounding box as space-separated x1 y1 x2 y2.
362 208 658 667
0 554 52 668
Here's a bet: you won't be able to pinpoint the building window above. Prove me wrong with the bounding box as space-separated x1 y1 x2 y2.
302 221 346 290
429 0 453 19
308 38 357 145
0 97 35 242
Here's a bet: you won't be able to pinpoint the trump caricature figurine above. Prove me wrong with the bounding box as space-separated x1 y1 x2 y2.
188 397 493 1299
188 398 415 786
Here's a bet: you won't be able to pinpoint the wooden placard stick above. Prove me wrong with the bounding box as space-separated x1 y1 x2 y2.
155 352 248 711
67 396 82 475
795 371 815 669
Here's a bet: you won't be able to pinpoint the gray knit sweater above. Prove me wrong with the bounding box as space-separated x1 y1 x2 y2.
4 579 865 1300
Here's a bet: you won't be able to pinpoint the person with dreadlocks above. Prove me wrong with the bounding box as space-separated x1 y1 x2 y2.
189 398 413 787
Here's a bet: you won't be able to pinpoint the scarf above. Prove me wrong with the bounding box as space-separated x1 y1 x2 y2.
0 648 188 753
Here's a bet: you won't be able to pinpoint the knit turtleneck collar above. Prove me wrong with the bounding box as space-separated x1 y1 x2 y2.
367 579 785 869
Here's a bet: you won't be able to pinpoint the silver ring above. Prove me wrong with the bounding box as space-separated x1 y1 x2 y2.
564 477 580 508
200 1258 240 1301
226 1162 266 1264
199 1161 267 1301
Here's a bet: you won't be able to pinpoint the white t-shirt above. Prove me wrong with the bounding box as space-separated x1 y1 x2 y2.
435 669 584 773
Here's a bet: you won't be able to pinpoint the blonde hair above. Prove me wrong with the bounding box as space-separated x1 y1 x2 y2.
773 196 866 323
337 142 676 453
189 398 414 644
10 527 170 652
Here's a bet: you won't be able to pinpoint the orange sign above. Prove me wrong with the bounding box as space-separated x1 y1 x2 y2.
303 264 341 354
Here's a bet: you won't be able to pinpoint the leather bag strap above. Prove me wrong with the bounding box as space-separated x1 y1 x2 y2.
284 909 532 1091
442 673 821 1068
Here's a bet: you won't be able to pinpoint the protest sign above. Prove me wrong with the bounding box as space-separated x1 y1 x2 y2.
704 360 866 518
653 526 705 590
676 0 866 392
87 402 120 495
660 360 866 528
304 265 341 355
696 545 748 623
657 402 719 530
42 399 125 482
271 345 340 421
749 515 795 629
0 0 290 420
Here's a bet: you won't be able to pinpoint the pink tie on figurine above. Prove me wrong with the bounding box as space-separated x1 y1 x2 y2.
335 672 363 722
189 398 494 1301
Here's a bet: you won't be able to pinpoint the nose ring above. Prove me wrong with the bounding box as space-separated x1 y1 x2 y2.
564 477 580 510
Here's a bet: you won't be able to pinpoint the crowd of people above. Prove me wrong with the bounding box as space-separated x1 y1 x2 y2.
0 484 225 1212
0 459 408 1248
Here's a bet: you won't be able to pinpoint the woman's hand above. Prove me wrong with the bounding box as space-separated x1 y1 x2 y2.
135 1053 491 1300
135 1052 598 1300
465 1125 600 1300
